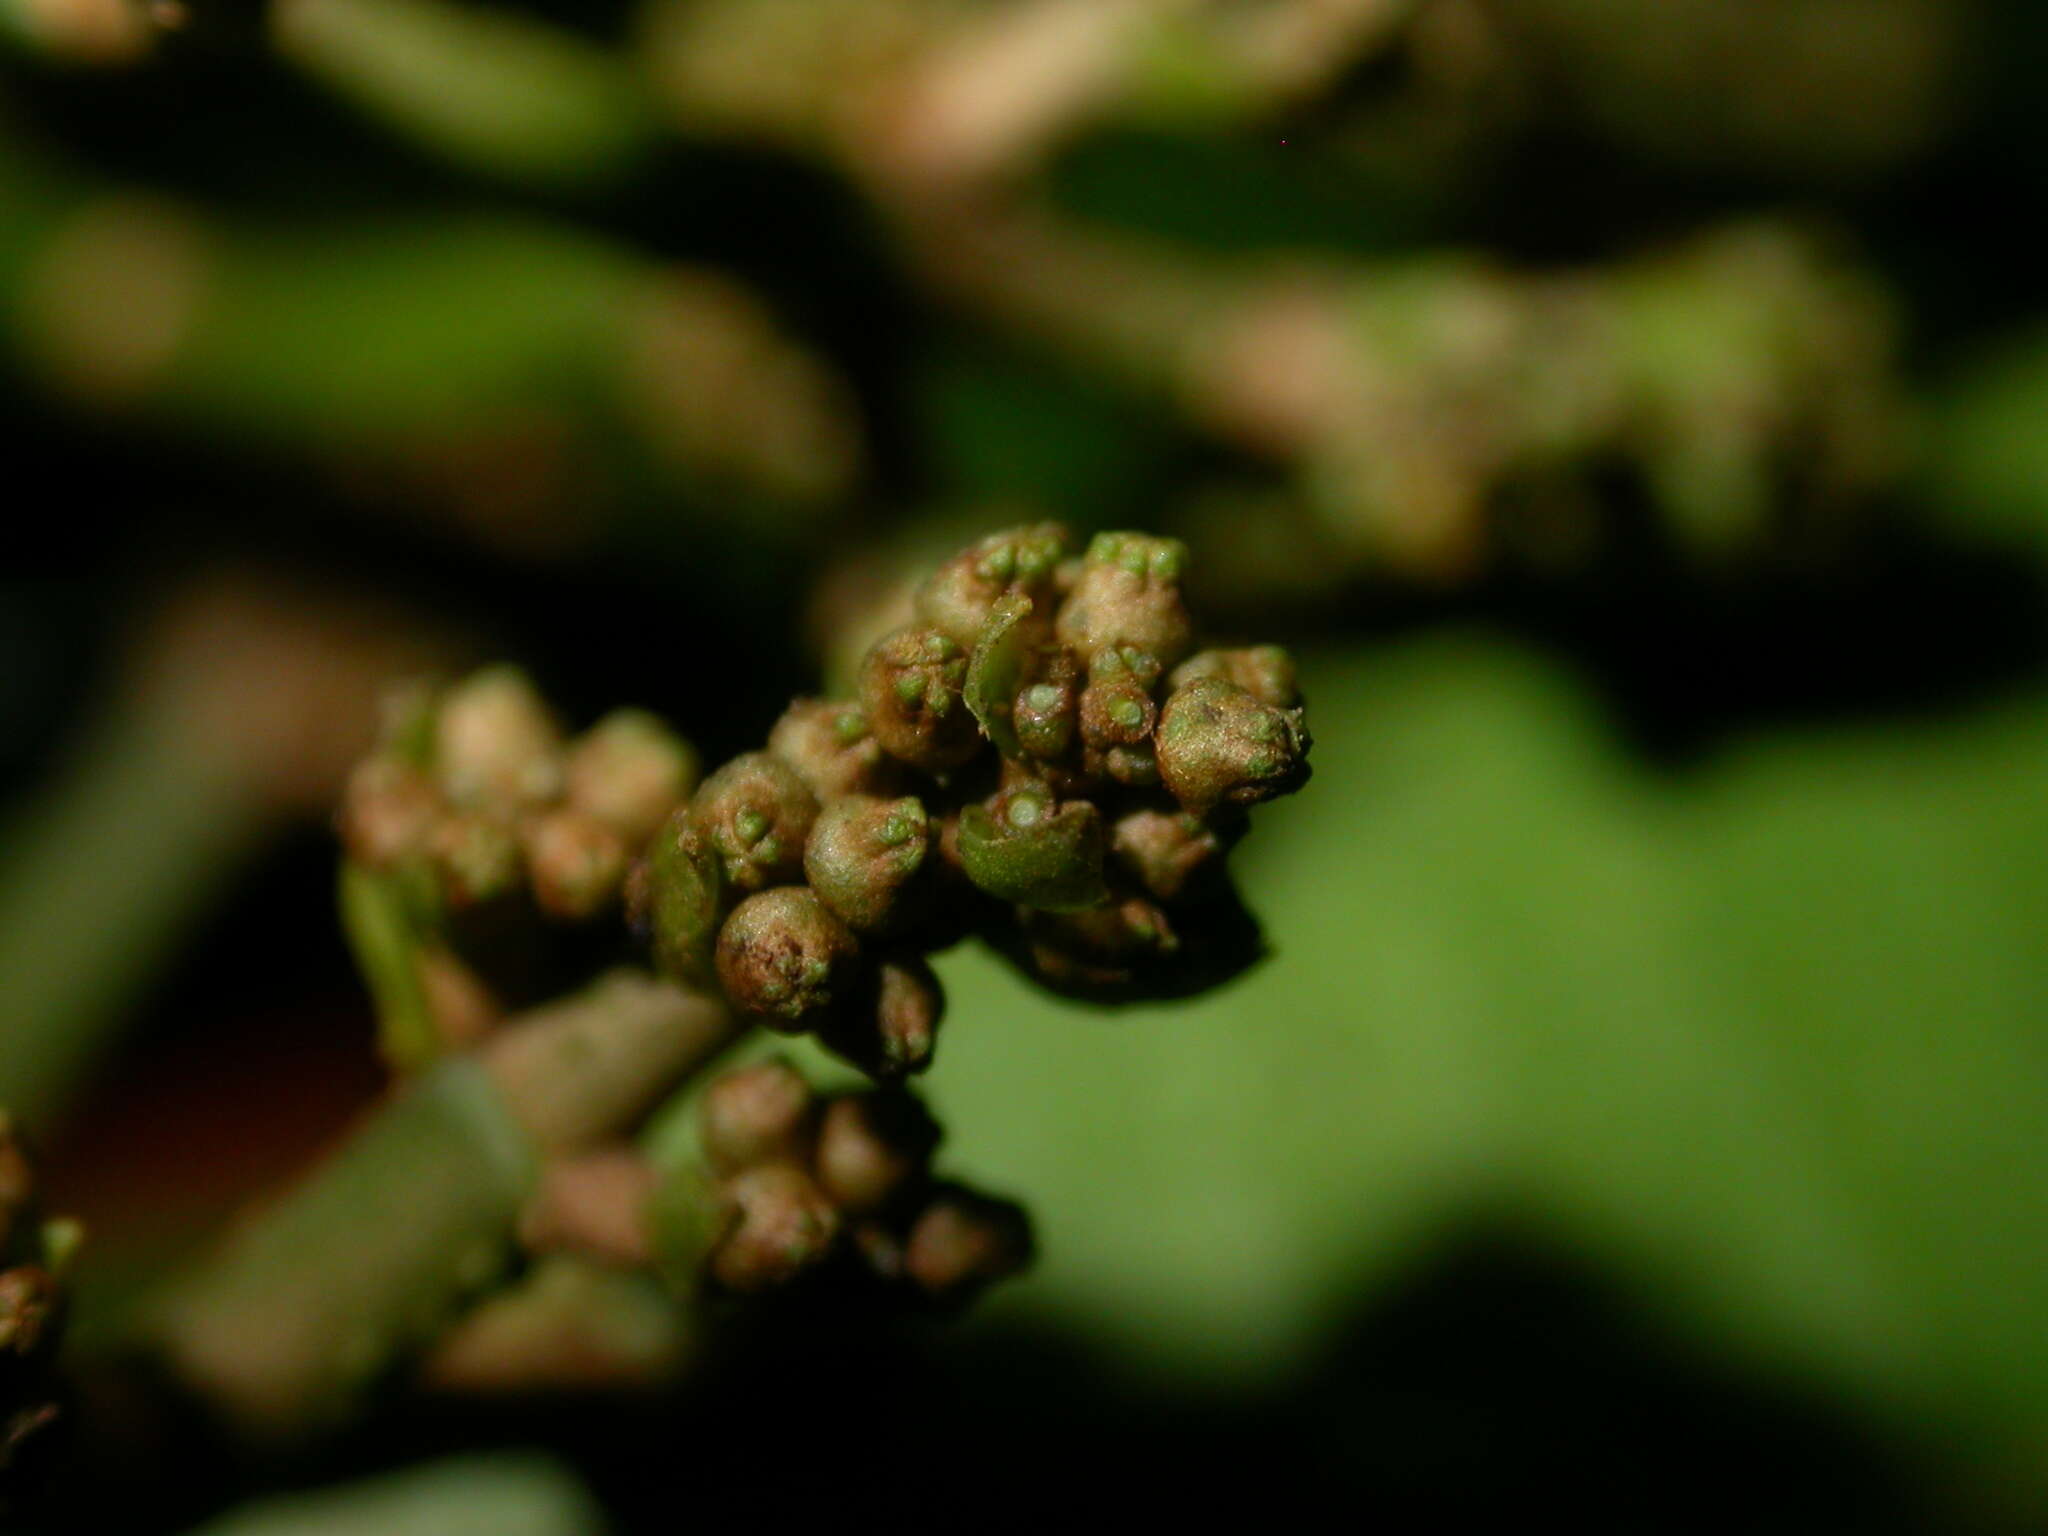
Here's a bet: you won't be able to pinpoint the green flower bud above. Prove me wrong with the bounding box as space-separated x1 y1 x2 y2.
427 813 523 909
859 625 981 773
913 521 1070 647
1169 646 1301 709
693 752 819 894
434 665 565 811
715 887 860 1029
1011 653 1081 763
819 953 946 1080
709 1164 841 1293
521 807 629 922
1109 806 1241 904
766 698 901 800
1016 894 1178 999
563 709 700 846
1055 532 1194 669
814 1092 941 1216
700 1058 816 1176
903 1186 1033 1308
1156 677 1312 817
1078 649 1159 752
956 782 1108 912
803 795 933 934
641 807 726 987
337 756 443 871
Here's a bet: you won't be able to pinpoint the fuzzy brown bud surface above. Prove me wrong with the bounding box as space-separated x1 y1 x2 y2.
903 1188 1033 1307
820 953 946 1079
1156 677 1312 817
859 625 980 772
803 794 933 933
814 1092 941 1216
767 698 900 800
1109 806 1241 904
709 1164 842 1293
715 887 860 1029
1170 646 1301 709
564 709 700 845
913 522 1070 647
522 808 629 922
693 752 819 894
434 665 565 810
700 1058 817 1175
1055 532 1195 669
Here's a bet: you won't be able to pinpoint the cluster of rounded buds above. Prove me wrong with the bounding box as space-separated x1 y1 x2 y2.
341 669 701 926
637 523 1311 1059
690 1061 1029 1307
1 1113 78 1494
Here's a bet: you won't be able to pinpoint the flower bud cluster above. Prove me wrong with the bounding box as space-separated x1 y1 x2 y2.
692 1061 1029 1307
341 668 701 932
638 523 1311 1053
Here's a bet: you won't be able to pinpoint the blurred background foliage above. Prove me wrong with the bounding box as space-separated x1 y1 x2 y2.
7 0 2048 1530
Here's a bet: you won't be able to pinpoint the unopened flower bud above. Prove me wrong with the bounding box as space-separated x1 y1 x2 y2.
642 807 726 987
710 1164 841 1293
903 1187 1032 1307
1170 646 1301 708
693 752 819 894
956 782 1107 912
1157 677 1311 817
820 953 946 1079
913 521 1070 647
715 887 860 1029
1011 654 1081 763
428 813 523 909
699 1058 816 1175
767 698 900 800
814 1092 941 1216
434 665 565 810
1078 648 1159 753
522 807 629 922
564 709 699 846
1109 806 1242 904
0 1265 58 1366
804 795 933 933
1055 532 1194 668
859 626 980 773
337 756 443 870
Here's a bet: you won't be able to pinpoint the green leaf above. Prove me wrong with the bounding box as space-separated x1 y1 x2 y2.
928 635 2048 1467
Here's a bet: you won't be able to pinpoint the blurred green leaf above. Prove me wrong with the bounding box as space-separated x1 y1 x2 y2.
928 635 2048 1461
185 1454 605 1536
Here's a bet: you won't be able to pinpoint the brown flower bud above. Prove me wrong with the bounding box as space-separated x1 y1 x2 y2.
434 665 565 810
522 807 628 922
814 1092 941 1216
0 1266 58 1366
859 625 980 773
913 521 1070 647
1109 806 1242 904
767 698 901 800
903 1187 1033 1307
715 887 860 1029
1156 677 1311 817
709 1164 841 1293
699 1057 816 1175
427 812 522 909
819 952 946 1079
693 751 819 894
642 807 725 987
803 795 933 934
1011 650 1081 763
564 709 699 846
1170 646 1301 709
1017 894 1178 999
337 755 443 870
1055 532 1194 668
0 1116 35 1260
